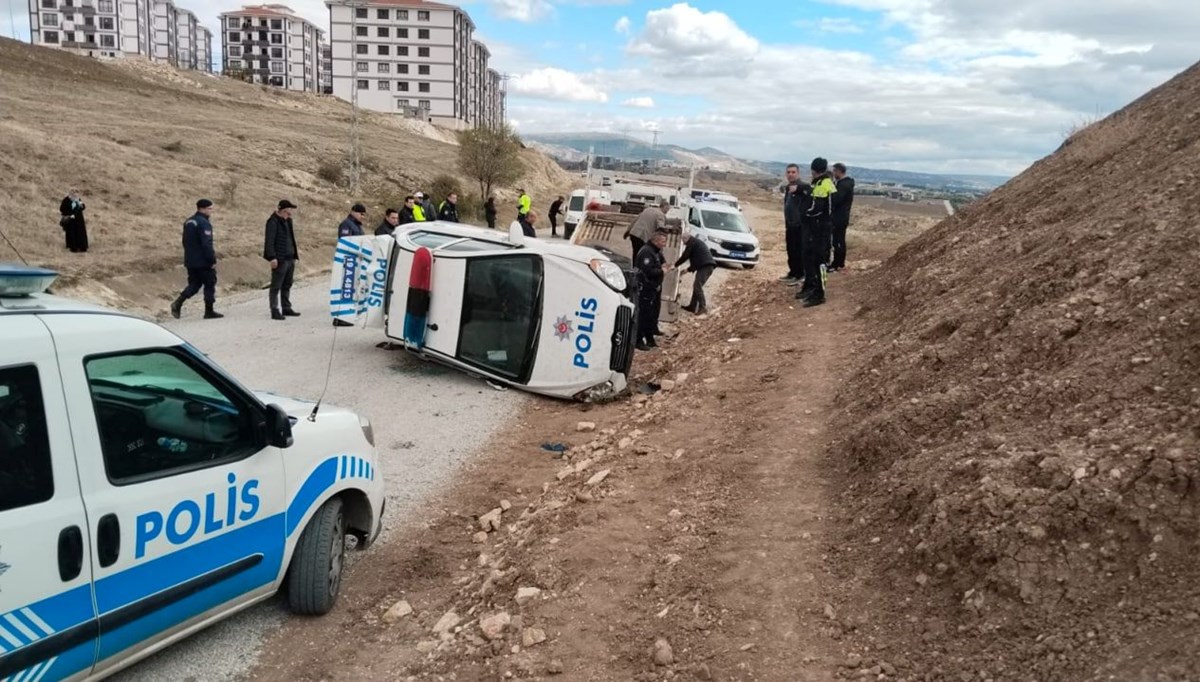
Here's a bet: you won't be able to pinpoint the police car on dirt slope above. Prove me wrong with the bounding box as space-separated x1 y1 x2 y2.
0 264 385 682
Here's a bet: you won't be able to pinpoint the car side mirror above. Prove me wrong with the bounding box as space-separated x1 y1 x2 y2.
265 403 294 448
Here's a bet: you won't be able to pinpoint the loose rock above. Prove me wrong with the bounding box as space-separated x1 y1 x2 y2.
547 659 564 675
479 508 503 532
480 612 512 640
577 421 596 432
500 499 512 511
472 531 489 544
416 640 437 654
383 599 413 623
652 638 675 666
586 469 611 486
521 627 547 647
432 611 461 635
515 586 542 605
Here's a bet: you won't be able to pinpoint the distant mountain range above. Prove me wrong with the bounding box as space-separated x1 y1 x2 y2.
523 133 1010 192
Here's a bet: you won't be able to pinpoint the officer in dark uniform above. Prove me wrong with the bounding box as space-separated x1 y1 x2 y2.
676 231 717 315
635 229 670 350
170 199 223 320
338 203 366 237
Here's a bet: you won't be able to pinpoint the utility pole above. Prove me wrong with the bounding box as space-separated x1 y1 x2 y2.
347 0 368 194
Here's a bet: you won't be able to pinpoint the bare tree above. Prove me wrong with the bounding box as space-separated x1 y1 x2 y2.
457 125 524 203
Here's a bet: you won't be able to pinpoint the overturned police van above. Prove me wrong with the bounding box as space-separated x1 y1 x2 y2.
329 221 638 401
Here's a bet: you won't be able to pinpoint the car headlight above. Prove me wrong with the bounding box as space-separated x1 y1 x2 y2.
589 259 627 291
359 415 375 447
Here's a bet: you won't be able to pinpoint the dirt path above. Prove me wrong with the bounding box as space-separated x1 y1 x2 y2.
243 205 925 681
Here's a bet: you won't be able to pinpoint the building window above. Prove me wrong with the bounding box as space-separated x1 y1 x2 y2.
418 64 430 75
270 19 282 30
377 45 389 55
418 82 430 93
41 0 55 7
355 44 367 54
100 34 115 47
228 31 240 41
355 7 367 18
418 29 429 40
398 10 409 20
227 17 240 28
378 80 390 90
377 27 388 37
270 33 282 44
355 26 366 36
270 61 284 73
398 46 409 56
98 0 113 11
99 17 113 29
418 10 430 21
397 63 409 74
377 62 390 73
271 47 283 58
42 13 58 26
397 98 409 108
419 99 430 109
227 58 242 68
376 8 388 20
229 45 241 56
356 62 367 72
397 28 408 39
418 47 429 57
64 31 74 43
357 79 369 89
397 81 409 91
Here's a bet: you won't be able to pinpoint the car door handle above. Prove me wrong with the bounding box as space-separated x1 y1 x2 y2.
97 513 121 568
58 525 84 582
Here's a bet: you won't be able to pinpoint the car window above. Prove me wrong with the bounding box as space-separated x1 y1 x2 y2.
701 210 749 232
408 231 459 249
689 208 701 226
85 349 260 484
0 365 54 512
457 256 543 381
568 196 584 211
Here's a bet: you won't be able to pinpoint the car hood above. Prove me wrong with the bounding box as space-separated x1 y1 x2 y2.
253 391 356 419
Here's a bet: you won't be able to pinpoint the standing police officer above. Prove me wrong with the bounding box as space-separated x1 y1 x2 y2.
170 199 223 320
635 229 670 350
797 158 837 307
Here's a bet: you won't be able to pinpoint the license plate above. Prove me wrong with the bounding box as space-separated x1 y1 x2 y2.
728 251 747 259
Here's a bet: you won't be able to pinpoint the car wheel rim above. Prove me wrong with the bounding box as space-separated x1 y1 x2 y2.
329 513 345 596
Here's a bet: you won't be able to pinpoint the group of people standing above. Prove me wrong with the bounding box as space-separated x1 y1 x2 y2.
781 158 855 307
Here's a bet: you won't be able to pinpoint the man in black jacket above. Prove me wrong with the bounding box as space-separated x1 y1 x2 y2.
438 193 460 222
780 164 809 284
830 163 855 271
676 231 716 315
264 199 301 321
635 229 670 350
338 203 366 237
548 195 564 238
375 208 400 236
171 199 223 320
797 158 837 307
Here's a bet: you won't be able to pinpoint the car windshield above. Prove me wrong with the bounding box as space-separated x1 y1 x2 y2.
457 255 543 381
568 196 585 211
702 210 749 232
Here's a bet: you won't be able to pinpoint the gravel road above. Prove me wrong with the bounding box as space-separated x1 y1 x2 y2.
111 277 527 681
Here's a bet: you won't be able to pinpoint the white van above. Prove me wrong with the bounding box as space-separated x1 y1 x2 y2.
686 202 760 268
329 221 637 401
562 188 611 239
0 264 385 682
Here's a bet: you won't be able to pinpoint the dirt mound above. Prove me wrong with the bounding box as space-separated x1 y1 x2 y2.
0 38 573 310
831 62 1200 677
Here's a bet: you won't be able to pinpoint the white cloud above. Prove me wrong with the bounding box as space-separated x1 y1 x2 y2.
614 16 631 35
622 96 655 108
796 17 866 34
627 3 759 76
509 68 608 103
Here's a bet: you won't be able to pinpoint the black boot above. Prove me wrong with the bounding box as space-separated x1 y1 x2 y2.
170 295 185 319
204 303 224 319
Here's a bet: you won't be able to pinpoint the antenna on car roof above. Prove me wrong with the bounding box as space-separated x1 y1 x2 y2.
308 325 340 422
0 227 30 265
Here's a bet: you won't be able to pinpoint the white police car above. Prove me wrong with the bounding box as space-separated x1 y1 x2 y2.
0 264 385 682
685 201 760 269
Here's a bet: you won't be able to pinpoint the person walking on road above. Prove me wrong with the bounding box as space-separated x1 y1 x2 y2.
548 195 564 238
485 196 498 229
830 163 855 272
626 200 670 261
797 158 837 308
170 199 223 320
59 189 89 253
264 199 301 321
338 203 367 237
438 193 460 222
780 164 809 285
635 229 670 350
375 208 400 236
676 231 716 315
517 188 531 221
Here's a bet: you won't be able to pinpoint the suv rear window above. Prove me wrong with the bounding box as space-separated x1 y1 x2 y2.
0 365 54 512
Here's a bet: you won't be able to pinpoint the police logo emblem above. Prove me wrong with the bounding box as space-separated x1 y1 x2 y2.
553 315 574 341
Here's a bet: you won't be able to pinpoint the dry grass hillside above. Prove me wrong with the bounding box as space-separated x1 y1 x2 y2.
0 38 573 309
830 60 1200 678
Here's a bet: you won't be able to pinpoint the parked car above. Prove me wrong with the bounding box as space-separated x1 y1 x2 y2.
0 263 384 682
685 202 760 269
329 221 638 402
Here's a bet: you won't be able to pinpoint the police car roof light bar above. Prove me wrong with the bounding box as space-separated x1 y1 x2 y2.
0 263 59 297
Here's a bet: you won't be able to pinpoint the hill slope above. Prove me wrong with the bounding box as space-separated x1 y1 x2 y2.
0 38 572 308
833 60 1200 678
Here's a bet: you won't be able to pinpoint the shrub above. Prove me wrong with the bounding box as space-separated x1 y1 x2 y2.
317 158 344 186
161 140 184 153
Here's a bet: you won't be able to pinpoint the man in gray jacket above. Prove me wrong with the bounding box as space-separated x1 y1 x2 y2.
625 200 670 260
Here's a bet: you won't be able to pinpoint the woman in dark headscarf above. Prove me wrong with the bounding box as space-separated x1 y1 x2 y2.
59 189 89 253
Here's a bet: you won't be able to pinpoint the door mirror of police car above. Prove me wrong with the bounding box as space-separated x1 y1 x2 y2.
265 403 294 448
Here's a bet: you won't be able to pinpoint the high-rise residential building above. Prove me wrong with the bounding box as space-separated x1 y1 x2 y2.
320 42 333 94
324 0 505 130
28 0 211 70
219 4 325 93
196 25 213 72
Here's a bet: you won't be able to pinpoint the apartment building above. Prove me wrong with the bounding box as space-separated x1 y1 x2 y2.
320 42 333 93
220 4 325 93
196 25 213 72
28 0 211 70
325 0 505 130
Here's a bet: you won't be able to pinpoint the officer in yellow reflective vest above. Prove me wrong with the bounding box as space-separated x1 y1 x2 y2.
797 157 837 308
517 188 531 220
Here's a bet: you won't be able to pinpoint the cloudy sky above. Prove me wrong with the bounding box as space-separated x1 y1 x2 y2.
4 0 1197 175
